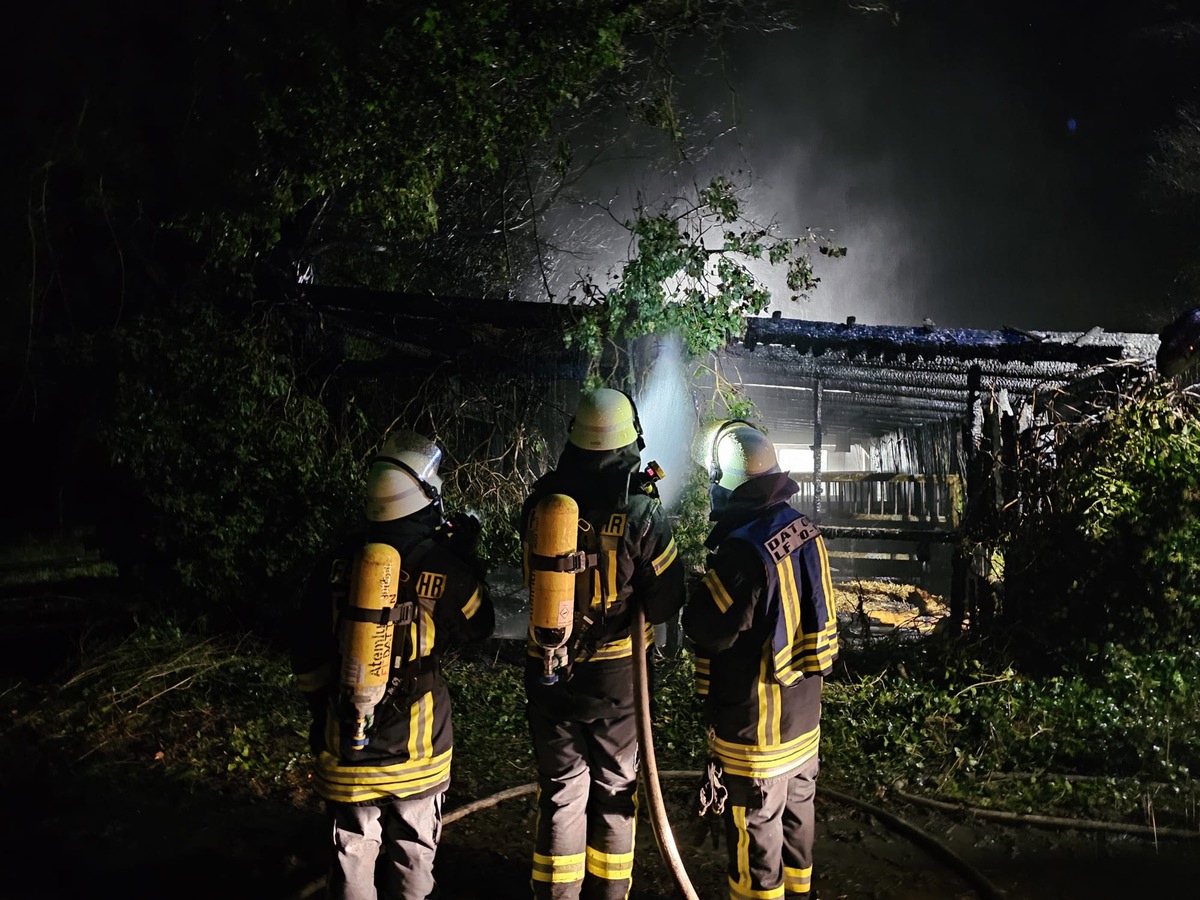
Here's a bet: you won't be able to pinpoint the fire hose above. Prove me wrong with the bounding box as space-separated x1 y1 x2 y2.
631 605 701 900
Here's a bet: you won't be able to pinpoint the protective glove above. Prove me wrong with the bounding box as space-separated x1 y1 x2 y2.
445 510 482 548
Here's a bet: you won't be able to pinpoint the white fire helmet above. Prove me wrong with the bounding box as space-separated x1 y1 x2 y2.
692 420 781 491
364 430 444 521
567 388 644 452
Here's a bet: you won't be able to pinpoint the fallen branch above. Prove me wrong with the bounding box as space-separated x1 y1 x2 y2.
894 787 1200 840
442 781 536 825
980 771 1186 792
819 784 1007 900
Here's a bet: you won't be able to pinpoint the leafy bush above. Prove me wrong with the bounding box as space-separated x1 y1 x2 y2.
5 621 312 794
1003 379 1200 661
9 618 1196 834
822 637 1200 827
99 305 368 635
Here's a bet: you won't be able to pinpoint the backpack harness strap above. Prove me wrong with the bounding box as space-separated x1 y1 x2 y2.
339 603 417 626
528 549 597 574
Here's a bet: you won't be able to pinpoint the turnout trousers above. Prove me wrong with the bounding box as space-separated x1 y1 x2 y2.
527 704 640 900
722 756 819 900
326 792 444 900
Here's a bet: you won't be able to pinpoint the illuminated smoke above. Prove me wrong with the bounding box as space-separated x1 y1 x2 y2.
635 333 697 510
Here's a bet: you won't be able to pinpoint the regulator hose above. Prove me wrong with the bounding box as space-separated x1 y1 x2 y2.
631 606 701 900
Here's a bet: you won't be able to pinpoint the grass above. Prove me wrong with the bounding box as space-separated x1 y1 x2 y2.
821 637 1200 831
3 621 313 803
0 527 118 587
2 583 1197 839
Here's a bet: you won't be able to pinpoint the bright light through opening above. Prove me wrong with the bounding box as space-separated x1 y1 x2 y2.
777 446 824 474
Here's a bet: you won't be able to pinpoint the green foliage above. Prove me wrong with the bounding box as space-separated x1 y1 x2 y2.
565 176 845 371
647 652 710 767
8 621 312 793
671 466 717 574
1003 380 1200 659
177 0 643 283
0 528 117 586
100 305 369 632
443 654 534 796
12 617 1198 835
823 638 1200 827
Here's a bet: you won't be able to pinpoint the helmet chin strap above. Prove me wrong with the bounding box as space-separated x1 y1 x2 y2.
372 455 441 503
708 418 754 486
619 388 647 452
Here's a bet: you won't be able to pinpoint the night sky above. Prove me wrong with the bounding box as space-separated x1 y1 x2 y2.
542 1 1197 335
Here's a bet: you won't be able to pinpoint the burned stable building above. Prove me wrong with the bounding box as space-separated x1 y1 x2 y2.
288 283 1164 627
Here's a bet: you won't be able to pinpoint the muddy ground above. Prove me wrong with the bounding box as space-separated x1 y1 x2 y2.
5 741 1196 900
1 578 1197 899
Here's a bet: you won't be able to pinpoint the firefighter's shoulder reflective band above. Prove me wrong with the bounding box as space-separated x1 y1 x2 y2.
339 601 416 626
528 550 596 574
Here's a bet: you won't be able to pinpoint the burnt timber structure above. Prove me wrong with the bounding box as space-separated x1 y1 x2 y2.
286 283 1163 623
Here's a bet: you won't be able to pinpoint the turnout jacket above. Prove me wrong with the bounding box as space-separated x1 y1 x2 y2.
521 442 685 721
683 473 838 780
291 512 494 804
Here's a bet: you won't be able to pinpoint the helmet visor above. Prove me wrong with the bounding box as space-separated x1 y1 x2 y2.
376 430 442 482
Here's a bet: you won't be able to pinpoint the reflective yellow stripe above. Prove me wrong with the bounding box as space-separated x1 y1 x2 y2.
756 642 780 747
778 631 839 678
418 597 436 659
733 805 752 894
584 624 656 661
774 540 839 682
313 747 452 803
817 536 836 624
729 878 785 899
531 851 586 884
710 726 821 779
462 586 482 620
783 865 812 892
694 654 711 697
703 569 736 613
774 560 803 685
406 692 434 760
585 846 634 880
651 537 677 575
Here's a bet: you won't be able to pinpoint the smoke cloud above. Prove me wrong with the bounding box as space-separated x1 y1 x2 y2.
535 5 1189 334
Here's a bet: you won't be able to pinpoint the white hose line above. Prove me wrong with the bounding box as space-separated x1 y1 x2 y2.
631 606 702 899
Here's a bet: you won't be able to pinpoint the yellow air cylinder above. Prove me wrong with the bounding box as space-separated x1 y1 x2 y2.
529 494 578 683
339 542 401 750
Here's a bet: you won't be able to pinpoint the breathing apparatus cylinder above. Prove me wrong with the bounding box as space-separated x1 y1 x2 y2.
528 493 580 685
339 542 401 751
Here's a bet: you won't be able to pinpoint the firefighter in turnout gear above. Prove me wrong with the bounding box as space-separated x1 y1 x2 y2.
291 430 495 900
521 388 685 900
682 422 838 900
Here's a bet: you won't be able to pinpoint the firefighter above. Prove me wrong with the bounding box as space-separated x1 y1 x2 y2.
682 421 839 900
291 429 495 900
521 387 686 900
